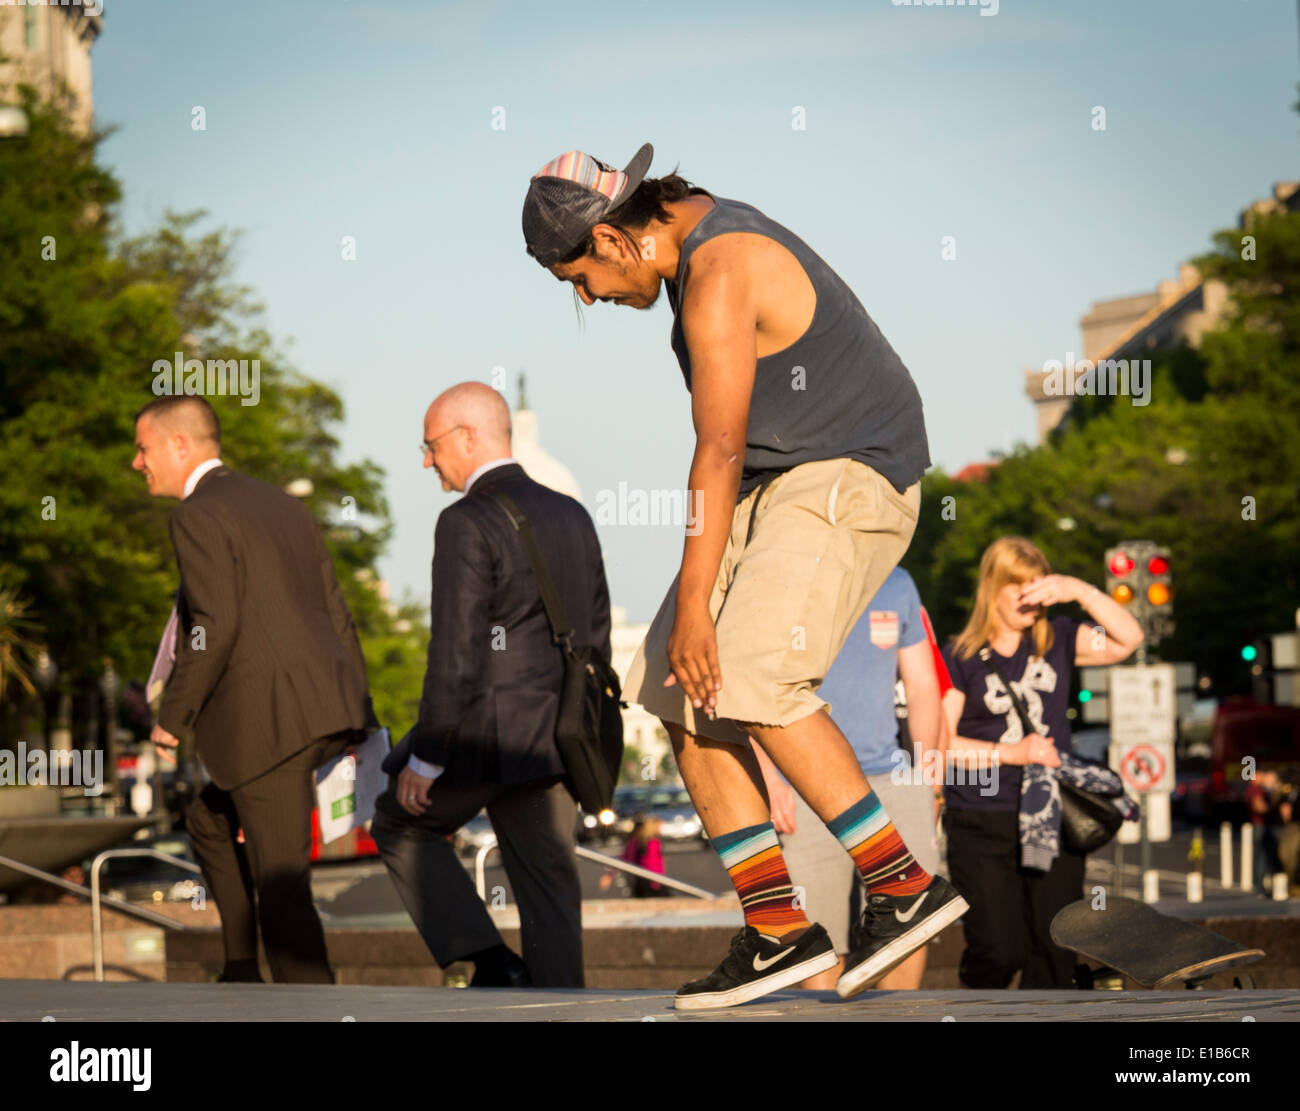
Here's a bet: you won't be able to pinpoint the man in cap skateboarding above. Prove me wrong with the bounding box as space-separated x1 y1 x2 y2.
522 144 967 1008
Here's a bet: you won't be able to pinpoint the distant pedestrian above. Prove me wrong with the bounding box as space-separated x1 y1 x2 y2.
601 815 666 897
1245 769 1283 894
1276 772 1299 894
940 537 1143 989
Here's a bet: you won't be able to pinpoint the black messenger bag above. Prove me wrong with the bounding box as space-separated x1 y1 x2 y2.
488 491 625 813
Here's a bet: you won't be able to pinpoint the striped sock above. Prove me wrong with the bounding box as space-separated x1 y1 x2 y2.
829 793 931 896
712 822 811 938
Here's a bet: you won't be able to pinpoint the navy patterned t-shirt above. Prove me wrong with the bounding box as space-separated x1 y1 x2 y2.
941 616 1081 811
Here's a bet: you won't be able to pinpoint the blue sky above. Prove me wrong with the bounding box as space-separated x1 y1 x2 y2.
92 0 1299 620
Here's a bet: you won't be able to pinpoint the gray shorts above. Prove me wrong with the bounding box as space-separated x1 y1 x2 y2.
780 775 940 954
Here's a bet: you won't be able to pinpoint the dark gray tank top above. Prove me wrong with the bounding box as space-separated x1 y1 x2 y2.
666 194 930 498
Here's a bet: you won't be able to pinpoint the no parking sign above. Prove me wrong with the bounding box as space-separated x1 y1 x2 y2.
1117 742 1172 794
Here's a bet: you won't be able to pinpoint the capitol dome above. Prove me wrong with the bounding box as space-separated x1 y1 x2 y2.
511 374 581 501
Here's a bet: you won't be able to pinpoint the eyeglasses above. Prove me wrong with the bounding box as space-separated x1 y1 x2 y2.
419 425 466 456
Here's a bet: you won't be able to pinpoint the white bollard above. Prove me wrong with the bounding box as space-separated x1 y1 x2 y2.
1187 871 1203 903
1273 873 1290 901
1240 824 1253 893
1143 869 1160 904
1220 822 1233 889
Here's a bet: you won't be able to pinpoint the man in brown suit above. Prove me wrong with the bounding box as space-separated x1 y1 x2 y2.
134 395 377 983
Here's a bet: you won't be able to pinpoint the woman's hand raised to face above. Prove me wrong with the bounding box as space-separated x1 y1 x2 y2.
1016 574 1081 610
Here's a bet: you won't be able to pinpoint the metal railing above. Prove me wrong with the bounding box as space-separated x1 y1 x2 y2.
472 840 718 901
0 849 191 931
6 835 722 986
89 848 203 981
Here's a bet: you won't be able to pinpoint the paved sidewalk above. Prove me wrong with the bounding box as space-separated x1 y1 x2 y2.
3 981 1297 1022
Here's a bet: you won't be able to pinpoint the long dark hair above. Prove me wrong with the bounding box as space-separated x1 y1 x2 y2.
557 170 703 264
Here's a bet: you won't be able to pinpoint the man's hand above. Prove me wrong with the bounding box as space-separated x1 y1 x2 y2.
750 739 796 834
396 766 435 816
150 723 179 765
664 600 721 714
767 774 798 835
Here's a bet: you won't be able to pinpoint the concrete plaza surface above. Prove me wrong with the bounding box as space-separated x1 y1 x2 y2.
2 981 1298 1022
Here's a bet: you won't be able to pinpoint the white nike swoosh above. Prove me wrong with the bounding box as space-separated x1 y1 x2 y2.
753 947 794 971
895 893 928 923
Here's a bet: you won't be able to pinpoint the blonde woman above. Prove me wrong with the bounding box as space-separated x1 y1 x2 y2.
940 537 1142 988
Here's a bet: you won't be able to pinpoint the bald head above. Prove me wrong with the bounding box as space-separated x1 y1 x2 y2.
428 382 511 446
422 382 513 493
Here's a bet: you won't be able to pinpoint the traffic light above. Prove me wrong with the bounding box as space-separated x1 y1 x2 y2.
1104 541 1174 646
1245 637 1270 702
1143 548 1173 641
1105 546 1137 608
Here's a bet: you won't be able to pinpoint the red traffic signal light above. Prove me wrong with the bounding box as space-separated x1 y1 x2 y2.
1108 552 1135 577
1147 555 1169 575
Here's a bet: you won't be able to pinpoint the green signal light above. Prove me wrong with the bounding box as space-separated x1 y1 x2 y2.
1241 645 1258 662
1079 690 1093 703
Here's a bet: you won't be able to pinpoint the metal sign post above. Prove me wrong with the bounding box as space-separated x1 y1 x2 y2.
1109 663 1177 902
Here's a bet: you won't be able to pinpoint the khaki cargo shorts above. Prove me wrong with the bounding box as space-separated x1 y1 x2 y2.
623 458 920 746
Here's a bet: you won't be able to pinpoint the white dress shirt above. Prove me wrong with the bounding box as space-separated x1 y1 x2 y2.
463 456 516 493
183 457 224 499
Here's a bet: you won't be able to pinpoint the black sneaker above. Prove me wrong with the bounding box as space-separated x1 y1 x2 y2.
674 923 838 1011
836 875 969 999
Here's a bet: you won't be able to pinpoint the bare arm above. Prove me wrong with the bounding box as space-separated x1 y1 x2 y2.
666 242 758 713
898 639 941 759
1016 574 1144 666
941 688 1050 768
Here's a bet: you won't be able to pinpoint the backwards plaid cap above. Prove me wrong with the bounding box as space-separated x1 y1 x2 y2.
522 143 653 267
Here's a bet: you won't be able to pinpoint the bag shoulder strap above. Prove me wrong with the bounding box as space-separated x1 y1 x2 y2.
484 489 574 648
977 644 1036 737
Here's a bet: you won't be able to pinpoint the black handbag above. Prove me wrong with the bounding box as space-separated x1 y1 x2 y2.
488 491 625 813
977 645 1123 854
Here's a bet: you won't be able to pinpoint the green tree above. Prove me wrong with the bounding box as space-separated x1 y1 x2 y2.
904 198 1300 696
0 93 427 748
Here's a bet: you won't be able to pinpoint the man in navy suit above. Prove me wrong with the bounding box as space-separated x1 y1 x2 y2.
372 382 611 988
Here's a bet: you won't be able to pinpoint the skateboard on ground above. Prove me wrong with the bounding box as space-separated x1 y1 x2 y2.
1049 896 1265 990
